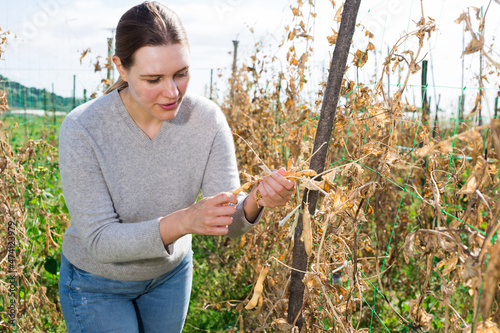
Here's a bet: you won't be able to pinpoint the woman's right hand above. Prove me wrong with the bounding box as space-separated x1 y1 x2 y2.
159 192 238 246
183 192 238 235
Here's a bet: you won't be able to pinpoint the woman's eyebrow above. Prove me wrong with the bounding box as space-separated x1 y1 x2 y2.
140 66 190 77
176 66 189 73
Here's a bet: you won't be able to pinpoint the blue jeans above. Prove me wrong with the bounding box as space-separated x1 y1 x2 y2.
58 251 193 333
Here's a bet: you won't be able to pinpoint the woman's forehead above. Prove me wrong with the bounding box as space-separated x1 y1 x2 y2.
132 44 190 75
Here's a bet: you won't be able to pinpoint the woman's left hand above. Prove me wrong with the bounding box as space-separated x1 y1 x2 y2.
254 167 296 208
242 167 296 222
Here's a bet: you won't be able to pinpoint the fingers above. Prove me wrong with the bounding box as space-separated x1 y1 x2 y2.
274 168 296 191
277 167 287 177
203 193 237 223
190 210 234 236
211 192 238 206
257 168 295 208
186 192 238 236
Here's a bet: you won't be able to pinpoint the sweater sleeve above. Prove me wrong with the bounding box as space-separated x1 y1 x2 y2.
200 113 263 239
59 118 170 264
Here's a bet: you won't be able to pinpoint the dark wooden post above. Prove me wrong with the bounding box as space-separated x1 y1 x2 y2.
459 94 465 123
432 94 441 139
421 60 429 129
72 74 76 110
286 0 362 330
230 40 239 116
42 88 48 112
478 6 484 127
209 69 214 101
460 16 465 124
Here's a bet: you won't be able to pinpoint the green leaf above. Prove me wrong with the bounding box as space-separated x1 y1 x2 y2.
59 194 69 214
44 257 59 275
42 190 54 199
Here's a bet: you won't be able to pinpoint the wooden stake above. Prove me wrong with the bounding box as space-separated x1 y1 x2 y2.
286 0 362 329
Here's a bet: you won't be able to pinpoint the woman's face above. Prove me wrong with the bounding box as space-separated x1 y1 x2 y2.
114 43 190 124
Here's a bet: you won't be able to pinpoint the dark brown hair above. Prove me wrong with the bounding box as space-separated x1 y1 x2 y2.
106 1 189 93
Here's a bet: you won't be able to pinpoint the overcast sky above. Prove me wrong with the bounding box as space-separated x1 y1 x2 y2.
1 0 499 119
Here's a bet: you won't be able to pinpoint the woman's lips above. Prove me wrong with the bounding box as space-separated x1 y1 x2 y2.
158 101 178 110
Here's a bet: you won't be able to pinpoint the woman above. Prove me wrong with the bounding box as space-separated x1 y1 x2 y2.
58 2 295 332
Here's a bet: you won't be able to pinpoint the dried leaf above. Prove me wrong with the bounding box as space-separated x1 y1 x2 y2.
94 59 102 72
479 241 500 320
409 299 434 331
272 318 296 331
303 273 323 292
464 320 500 333
457 156 487 195
455 12 467 24
436 254 458 276
334 5 343 22
79 48 91 64
403 232 416 263
463 35 484 55
327 29 338 46
291 7 301 17
491 119 500 155
353 49 368 68
463 256 480 284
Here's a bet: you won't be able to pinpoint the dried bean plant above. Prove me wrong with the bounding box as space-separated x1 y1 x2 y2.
0 29 65 332
213 1 500 332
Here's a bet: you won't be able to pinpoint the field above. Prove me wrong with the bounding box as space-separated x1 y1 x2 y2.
1 0 500 332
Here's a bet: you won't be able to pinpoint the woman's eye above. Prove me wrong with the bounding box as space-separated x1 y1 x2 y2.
175 70 189 78
146 78 160 84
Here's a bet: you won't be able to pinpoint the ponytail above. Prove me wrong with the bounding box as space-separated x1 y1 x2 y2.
105 77 128 95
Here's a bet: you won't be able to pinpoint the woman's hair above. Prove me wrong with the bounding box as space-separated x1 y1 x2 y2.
106 1 189 94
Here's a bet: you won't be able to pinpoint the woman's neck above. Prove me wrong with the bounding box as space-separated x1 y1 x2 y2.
119 88 163 140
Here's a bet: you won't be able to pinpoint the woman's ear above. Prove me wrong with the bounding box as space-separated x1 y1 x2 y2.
112 55 128 82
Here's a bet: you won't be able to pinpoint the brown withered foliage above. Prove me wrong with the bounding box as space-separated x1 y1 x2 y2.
0 26 10 60
1 28 11 113
0 89 9 113
211 1 500 332
1 25 66 332
0 138 65 331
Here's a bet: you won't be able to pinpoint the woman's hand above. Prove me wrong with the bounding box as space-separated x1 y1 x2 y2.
183 192 238 235
256 167 296 207
159 192 237 245
243 167 296 221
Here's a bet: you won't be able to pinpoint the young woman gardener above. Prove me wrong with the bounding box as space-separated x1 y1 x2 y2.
57 2 295 332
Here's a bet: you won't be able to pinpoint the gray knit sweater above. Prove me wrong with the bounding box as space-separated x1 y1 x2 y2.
59 89 260 281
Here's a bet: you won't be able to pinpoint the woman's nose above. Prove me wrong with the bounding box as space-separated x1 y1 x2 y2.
162 78 179 99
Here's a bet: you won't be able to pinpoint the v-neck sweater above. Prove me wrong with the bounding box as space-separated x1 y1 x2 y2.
58 89 260 281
